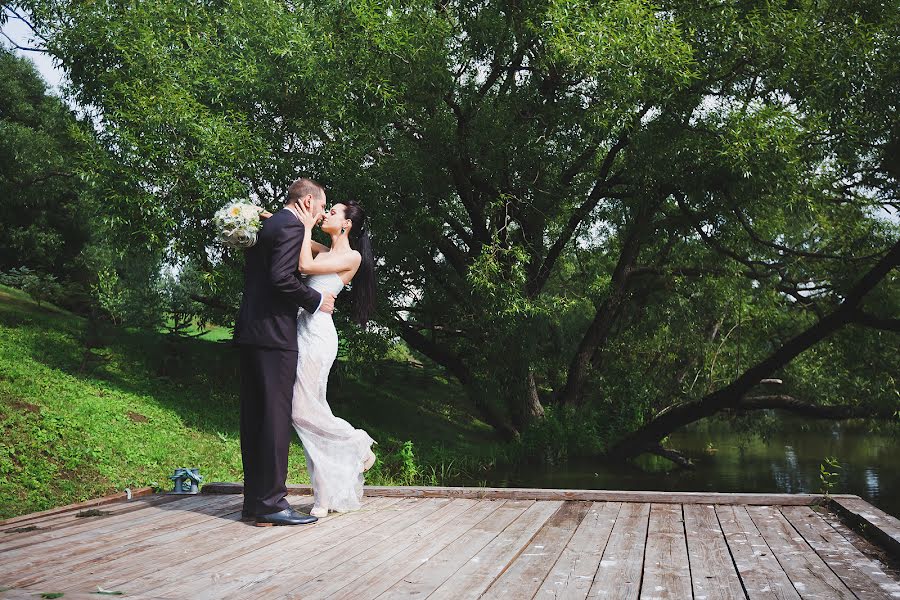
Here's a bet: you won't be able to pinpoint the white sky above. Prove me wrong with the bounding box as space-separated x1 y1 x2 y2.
1 15 66 92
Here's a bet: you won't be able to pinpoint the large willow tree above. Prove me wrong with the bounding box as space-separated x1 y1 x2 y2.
15 0 899 459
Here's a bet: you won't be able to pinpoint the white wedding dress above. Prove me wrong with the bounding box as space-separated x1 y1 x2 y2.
291 272 375 513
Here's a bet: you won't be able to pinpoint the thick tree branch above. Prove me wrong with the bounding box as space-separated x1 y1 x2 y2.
848 309 900 332
608 237 900 458
527 128 633 297
648 445 694 469
557 198 664 405
189 294 234 312
435 237 468 277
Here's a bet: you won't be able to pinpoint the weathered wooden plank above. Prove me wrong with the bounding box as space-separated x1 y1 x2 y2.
0 493 185 546
716 504 800 600
818 508 900 588
284 498 493 598
683 504 747 600
482 501 593 599
203 482 835 505
421 500 562 600
146 498 434 600
747 504 856 599
326 499 508 600
781 506 898 600
25 496 312 591
640 503 692 600
587 502 651 600
92 496 401 595
829 496 900 559
373 499 537 599
0 587 174 600
0 494 238 572
534 502 621 600
0 487 157 527
5 494 242 588
220 498 451 599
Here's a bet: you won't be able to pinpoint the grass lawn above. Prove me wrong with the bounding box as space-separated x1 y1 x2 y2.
0 284 499 519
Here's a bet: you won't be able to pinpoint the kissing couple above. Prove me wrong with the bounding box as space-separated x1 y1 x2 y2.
233 177 377 526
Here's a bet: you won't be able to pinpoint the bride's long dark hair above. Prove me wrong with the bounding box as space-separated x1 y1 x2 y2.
342 200 376 326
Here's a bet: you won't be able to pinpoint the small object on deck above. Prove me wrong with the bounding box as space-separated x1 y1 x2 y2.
169 467 203 494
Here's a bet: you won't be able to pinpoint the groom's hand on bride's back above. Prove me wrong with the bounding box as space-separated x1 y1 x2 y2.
319 292 336 314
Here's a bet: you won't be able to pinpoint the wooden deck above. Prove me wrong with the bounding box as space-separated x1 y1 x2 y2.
1 484 899 599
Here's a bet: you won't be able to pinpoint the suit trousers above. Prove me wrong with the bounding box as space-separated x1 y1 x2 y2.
239 345 298 516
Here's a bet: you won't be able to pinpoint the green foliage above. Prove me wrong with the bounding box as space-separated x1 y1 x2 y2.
0 266 63 307
819 456 842 497
9 0 900 450
0 48 96 309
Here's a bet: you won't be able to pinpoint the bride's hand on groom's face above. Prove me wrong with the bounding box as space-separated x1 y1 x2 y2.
298 201 324 229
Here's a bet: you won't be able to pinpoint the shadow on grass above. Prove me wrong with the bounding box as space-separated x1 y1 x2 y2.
0 288 501 465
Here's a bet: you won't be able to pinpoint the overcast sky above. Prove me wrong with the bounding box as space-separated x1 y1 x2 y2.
2 14 66 92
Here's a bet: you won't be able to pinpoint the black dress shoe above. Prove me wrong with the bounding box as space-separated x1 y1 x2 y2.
255 507 318 527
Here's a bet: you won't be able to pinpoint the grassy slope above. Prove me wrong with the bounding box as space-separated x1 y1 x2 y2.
0 285 497 519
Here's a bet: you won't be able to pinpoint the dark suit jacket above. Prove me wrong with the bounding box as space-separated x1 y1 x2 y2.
233 208 322 351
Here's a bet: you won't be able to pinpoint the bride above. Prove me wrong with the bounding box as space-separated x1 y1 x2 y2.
268 199 377 518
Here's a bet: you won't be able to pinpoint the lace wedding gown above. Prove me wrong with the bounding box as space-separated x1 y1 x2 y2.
291 272 375 513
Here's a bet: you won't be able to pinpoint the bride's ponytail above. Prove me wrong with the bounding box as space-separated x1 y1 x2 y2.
344 201 376 326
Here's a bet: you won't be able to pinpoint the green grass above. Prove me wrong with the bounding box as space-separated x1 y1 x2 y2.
0 284 501 519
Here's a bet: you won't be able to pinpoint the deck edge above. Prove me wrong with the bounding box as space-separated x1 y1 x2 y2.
200 481 843 505
827 495 900 560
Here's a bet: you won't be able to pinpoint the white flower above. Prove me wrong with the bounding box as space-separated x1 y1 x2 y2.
213 201 265 249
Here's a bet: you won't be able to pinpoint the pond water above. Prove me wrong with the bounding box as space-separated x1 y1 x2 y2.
484 416 900 518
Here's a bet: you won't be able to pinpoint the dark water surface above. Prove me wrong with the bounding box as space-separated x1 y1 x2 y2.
484 417 900 518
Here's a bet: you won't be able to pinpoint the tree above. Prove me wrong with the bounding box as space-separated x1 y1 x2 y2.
17 0 899 455
0 45 94 307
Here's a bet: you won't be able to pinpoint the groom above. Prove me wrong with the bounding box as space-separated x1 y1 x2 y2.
234 177 335 526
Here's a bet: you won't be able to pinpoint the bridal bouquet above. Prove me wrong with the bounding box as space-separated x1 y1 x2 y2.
213 201 266 248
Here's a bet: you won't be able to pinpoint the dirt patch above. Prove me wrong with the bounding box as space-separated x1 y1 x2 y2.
5 524 43 533
11 399 40 413
126 411 149 423
76 508 112 517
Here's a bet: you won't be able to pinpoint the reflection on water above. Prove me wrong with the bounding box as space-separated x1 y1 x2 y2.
482 416 900 518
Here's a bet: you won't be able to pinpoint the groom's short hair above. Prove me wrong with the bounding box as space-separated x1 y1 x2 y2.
286 177 325 205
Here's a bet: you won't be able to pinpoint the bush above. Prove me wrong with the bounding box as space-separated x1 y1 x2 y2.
0 267 63 307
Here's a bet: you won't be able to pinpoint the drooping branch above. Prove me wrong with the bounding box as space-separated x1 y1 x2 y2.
675 194 784 277
0 29 45 53
648 445 694 469
733 395 899 419
732 207 887 262
608 238 900 459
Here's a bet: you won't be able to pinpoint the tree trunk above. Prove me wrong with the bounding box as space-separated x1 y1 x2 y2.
523 370 545 422
557 198 661 405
